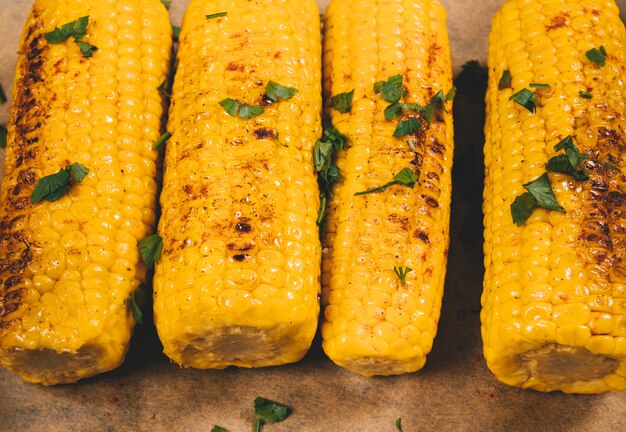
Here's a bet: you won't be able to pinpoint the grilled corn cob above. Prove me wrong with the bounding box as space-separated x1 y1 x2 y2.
483 0 626 393
0 0 171 385
320 0 454 376
153 0 322 368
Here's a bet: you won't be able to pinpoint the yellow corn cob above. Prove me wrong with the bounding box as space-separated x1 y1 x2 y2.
320 0 454 376
153 0 322 368
483 0 626 393
0 0 171 385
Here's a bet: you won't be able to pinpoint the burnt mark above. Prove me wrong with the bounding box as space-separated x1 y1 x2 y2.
235 222 252 233
226 240 255 251
422 195 439 208
259 94 274 106
387 214 409 229
232 254 250 262
253 128 276 140
428 43 441 68
226 62 245 72
413 230 430 243
546 12 569 31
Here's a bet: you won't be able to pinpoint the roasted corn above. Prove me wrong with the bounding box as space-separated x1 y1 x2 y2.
153 0 322 368
0 0 171 385
320 0 455 376
483 0 626 393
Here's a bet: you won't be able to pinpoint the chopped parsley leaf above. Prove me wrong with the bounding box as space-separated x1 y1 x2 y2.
354 168 418 196
330 89 354 113
266 81 298 102
509 88 536 113
153 131 172 150
219 98 264 119
498 70 512 90
586 46 607 67
31 162 89 204
393 266 412 286
374 74 405 103
138 234 163 269
207 12 228 20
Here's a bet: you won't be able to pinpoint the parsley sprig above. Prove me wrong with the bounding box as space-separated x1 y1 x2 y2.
220 81 298 119
44 16 98 57
207 12 228 20
546 135 589 181
393 266 412 286
511 136 590 225
330 89 354 113
354 168 417 196
586 45 607 67
138 234 163 269
314 113 347 228
254 397 290 432
31 162 89 204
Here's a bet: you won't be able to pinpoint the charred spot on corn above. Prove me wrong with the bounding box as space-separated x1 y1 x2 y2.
138 234 163 269
31 162 89 204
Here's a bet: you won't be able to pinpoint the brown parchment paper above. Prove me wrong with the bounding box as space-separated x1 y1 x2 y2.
1 1 626 431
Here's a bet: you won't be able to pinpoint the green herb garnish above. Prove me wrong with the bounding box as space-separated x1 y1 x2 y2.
172 25 181 42
314 114 346 227
509 88 537 113
374 74 405 103
31 162 89 204
330 89 354 113
44 16 89 43
396 418 404 432
394 117 421 137
354 168 418 196
420 88 456 126
157 79 171 99
153 131 172 150
219 98 264 119
131 291 143 324
266 81 298 102
393 266 412 286
138 234 163 269
211 427 228 432
529 83 550 88
586 46 607 67
207 12 228 20
44 16 98 58
0 124 6 149
579 90 593 99
511 173 565 225
0 83 6 104
498 70 512 90
546 135 589 181
253 397 290 431
160 0 171 9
